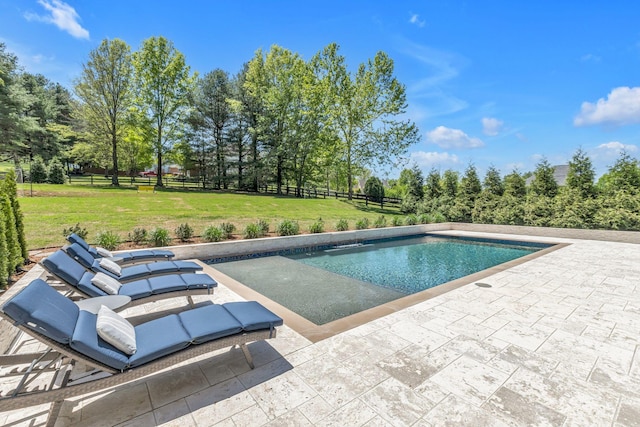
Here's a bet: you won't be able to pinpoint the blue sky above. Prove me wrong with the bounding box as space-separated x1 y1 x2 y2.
2 0 640 179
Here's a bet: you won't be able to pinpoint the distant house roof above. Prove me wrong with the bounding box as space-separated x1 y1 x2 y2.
526 164 569 186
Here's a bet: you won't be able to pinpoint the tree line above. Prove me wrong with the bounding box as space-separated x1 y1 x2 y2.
0 39 418 198
391 149 640 231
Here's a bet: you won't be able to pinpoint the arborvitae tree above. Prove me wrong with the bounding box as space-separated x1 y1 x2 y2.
483 166 504 196
30 156 47 183
566 148 595 198
0 205 8 288
0 194 21 271
404 165 424 201
2 170 28 261
47 157 66 184
529 158 558 198
597 151 640 195
503 170 527 198
364 176 385 203
473 166 503 224
441 170 459 198
424 168 442 200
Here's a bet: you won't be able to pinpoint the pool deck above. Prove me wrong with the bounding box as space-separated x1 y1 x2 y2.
2 228 640 426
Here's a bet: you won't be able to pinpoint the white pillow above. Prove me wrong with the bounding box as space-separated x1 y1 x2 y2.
96 247 113 258
99 258 122 276
96 305 136 355
91 272 122 295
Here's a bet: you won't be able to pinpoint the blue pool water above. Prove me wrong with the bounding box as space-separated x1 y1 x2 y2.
211 235 547 325
287 235 540 295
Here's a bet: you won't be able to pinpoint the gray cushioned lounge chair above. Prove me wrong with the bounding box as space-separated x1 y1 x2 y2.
46 246 202 282
67 232 175 264
40 249 216 307
0 279 283 424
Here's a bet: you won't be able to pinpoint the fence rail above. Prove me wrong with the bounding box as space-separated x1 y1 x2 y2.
63 174 402 208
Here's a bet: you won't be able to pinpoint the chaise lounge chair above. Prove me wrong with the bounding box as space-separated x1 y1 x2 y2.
40 250 217 307
0 279 283 424
49 245 202 282
67 232 175 264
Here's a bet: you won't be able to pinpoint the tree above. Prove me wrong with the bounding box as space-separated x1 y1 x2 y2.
312 43 419 199
2 169 27 261
48 157 66 184
504 170 526 198
566 148 595 198
364 176 385 203
30 156 47 183
0 43 37 166
529 158 558 198
0 204 7 288
75 39 134 186
190 69 232 189
483 166 504 196
0 194 21 272
441 170 459 198
424 168 442 200
134 36 196 186
597 151 640 195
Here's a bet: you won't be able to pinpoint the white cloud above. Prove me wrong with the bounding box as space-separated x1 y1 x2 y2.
574 87 640 127
581 53 601 63
596 141 638 153
409 14 425 27
25 0 89 40
482 117 504 136
426 126 484 149
410 151 460 168
395 37 469 118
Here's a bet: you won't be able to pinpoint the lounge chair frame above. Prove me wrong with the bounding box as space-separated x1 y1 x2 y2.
0 309 276 424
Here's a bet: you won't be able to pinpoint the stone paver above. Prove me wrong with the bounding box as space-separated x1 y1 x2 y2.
1 231 640 425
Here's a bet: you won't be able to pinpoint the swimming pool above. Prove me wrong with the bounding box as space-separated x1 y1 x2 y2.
210 234 550 326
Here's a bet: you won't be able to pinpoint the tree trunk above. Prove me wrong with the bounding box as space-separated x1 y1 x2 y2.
111 129 120 186
276 154 283 195
251 134 258 191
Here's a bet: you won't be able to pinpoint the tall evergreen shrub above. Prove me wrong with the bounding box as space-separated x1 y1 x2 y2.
0 195 21 271
2 170 28 261
0 206 8 288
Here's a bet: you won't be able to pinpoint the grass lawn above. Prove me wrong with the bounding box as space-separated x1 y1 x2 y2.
17 183 402 250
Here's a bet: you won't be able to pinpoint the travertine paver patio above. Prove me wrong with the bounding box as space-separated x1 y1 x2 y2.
2 231 640 426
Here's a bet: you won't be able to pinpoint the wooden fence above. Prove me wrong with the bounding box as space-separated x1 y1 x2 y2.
64 174 403 208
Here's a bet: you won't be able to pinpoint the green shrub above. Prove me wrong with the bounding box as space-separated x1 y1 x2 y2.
430 212 446 223
203 225 224 242
149 227 171 247
47 158 66 184
335 219 349 231
309 218 324 234
355 217 370 230
364 176 385 203
373 215 387 228
243 223 262 239
418 213 431 224
128 227 147 245
63 223 88 240
175 223 194 242
29 157 47 183
95 230 120 251
219 222 235 239
391 216 403 226
404 214 418 225
276 219 300 236
257 219 270 235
